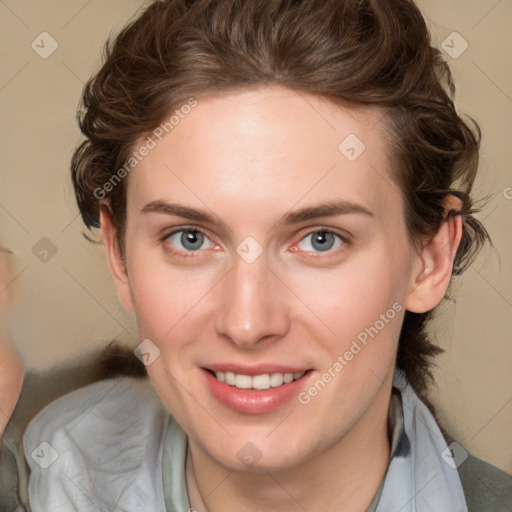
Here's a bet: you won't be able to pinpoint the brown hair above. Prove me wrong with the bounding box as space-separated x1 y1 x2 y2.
71 0 490 397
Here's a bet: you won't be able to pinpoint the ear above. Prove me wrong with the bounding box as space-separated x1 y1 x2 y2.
99 204 135 313
405 195 463 313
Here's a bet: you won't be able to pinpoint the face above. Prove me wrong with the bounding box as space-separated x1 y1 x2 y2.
105 86 429 472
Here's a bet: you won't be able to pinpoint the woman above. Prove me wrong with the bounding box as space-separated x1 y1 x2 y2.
18 0 511 510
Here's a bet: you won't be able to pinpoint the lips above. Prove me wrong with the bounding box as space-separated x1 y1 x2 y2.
201 365 313 414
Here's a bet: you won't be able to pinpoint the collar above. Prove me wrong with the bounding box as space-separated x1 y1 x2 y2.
373 369 468 512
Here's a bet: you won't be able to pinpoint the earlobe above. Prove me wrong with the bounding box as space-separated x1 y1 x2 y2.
99 204 135 313
405 197 463 313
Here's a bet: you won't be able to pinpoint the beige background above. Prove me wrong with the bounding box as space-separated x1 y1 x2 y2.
1 0 511 474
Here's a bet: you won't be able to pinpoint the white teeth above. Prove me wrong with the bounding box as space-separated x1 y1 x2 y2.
235 374 252 389
283 373 294 384
213 370 306 390
270 372 285 387
252 374 271 390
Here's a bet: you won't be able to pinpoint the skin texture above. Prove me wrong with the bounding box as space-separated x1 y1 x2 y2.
101 86 462 512
0 248 24 438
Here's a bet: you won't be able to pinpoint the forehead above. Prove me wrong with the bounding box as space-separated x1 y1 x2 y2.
127 86 400 228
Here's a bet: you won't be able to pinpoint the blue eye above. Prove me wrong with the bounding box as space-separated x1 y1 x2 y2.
297 231 344 252
163 228 346 258
166 229 213 252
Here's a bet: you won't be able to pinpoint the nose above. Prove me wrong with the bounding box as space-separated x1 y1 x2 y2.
215 251 290 349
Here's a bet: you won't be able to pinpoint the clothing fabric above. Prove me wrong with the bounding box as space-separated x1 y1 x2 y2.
20 371 507 511
23 378 169 511
378 370 467 511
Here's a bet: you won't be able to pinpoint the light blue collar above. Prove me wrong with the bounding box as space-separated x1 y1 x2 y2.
374 369 468 512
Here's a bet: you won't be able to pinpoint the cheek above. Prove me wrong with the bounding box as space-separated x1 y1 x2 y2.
289 254 407 426
287 249 408 343
126 250 217 343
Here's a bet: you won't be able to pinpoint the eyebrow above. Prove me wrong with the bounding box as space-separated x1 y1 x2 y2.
140 199 374 229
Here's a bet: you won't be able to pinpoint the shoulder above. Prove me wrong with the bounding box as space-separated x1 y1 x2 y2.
24 375 163 439
459 450 512 512
23 376 169 512
443 435 512 512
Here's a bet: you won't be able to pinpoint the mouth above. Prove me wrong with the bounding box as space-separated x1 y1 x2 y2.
206 369 308 390
201 366 314 414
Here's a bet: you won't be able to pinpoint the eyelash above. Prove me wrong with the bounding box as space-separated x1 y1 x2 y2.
160 226 350 260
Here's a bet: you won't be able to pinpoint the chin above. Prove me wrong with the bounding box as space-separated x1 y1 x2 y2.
198 427 318 474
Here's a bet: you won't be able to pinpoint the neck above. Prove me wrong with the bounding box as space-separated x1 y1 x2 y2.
186 380 392 512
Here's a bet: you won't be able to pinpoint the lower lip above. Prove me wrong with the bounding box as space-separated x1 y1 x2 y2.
202 369 312 414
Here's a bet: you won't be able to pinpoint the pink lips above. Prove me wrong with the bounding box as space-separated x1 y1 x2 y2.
201 366 312 415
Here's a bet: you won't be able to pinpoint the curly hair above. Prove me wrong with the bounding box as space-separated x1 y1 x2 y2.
71 0 490 398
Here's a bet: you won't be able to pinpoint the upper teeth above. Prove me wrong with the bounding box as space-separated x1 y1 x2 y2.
214 371 306 390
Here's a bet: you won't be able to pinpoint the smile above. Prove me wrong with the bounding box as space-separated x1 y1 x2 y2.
212 370 306 390
203 366 314 413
